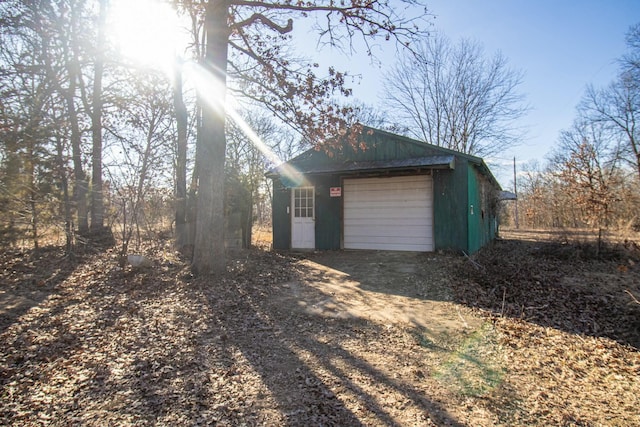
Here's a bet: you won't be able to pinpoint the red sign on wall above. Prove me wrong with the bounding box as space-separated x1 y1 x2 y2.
330 187 342 197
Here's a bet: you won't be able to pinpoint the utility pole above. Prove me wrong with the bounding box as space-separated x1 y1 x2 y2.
514 156 519 229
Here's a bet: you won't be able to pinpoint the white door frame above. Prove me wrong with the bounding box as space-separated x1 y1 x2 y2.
291 187 315 249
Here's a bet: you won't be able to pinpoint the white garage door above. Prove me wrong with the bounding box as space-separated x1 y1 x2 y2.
343 175 434 251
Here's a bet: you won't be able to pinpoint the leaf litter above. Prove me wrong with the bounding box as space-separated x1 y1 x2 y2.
0 233 638 426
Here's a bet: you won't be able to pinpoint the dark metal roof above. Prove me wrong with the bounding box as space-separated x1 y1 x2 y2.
269 155 455 176
499 191 517 200
265 126 503 191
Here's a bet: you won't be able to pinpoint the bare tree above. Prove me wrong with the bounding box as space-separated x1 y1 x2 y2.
517 161 554 228
550 119 623 229
621 23 640 87
582 79 640 182
581 23 640 182
383 34 527 157
173 57 190 249
105 70 176 254
511 23 640 231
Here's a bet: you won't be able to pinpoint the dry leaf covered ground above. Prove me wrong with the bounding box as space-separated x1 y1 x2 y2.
1 230 639 426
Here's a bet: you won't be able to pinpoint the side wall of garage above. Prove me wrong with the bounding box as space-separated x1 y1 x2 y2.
432 157 469 252
467 165 499 253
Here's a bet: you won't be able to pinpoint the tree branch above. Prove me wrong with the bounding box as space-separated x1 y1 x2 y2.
233 13 293 34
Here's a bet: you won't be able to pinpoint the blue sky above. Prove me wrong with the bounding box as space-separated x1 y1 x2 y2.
428 0 640 183
304 0 640 186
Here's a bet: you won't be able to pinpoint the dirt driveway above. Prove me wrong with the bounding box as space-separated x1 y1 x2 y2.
279 250 482 351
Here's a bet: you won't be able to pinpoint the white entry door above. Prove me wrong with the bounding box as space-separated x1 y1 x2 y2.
291 187 315 249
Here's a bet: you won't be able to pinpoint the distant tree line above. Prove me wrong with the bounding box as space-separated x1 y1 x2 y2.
511 23 640 232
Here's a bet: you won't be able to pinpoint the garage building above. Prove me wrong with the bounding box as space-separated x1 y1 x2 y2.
267 126 502 253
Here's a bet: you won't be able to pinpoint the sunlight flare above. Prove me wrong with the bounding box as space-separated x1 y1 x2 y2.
184 62 305 186
108 0 183 74
183 62 228 116
228 106 307 187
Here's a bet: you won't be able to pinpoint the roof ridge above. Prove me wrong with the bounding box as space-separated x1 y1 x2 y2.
360 125 485 164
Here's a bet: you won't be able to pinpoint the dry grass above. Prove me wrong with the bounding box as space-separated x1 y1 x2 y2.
500 226 640 244
251 224 273 249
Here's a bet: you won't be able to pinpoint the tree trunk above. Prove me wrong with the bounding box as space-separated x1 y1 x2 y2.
55 134 74 253
65 73 89 234
26 144 38 251
173 58 190 248
633 140 640 183
66 4 88 233
192 0 229 275
132 114 156 249
90 0 107 232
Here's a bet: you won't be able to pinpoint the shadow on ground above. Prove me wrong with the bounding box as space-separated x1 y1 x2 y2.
1 249 489 425
0 246 83 334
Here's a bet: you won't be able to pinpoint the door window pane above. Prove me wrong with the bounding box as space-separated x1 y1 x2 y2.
294 188 313 218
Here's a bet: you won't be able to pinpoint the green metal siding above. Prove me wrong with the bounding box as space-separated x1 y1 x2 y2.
433 157 469 252
313 176 342 250
291 130 460 169
467 165 495 253
272 179 291 250
467 165 482 253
